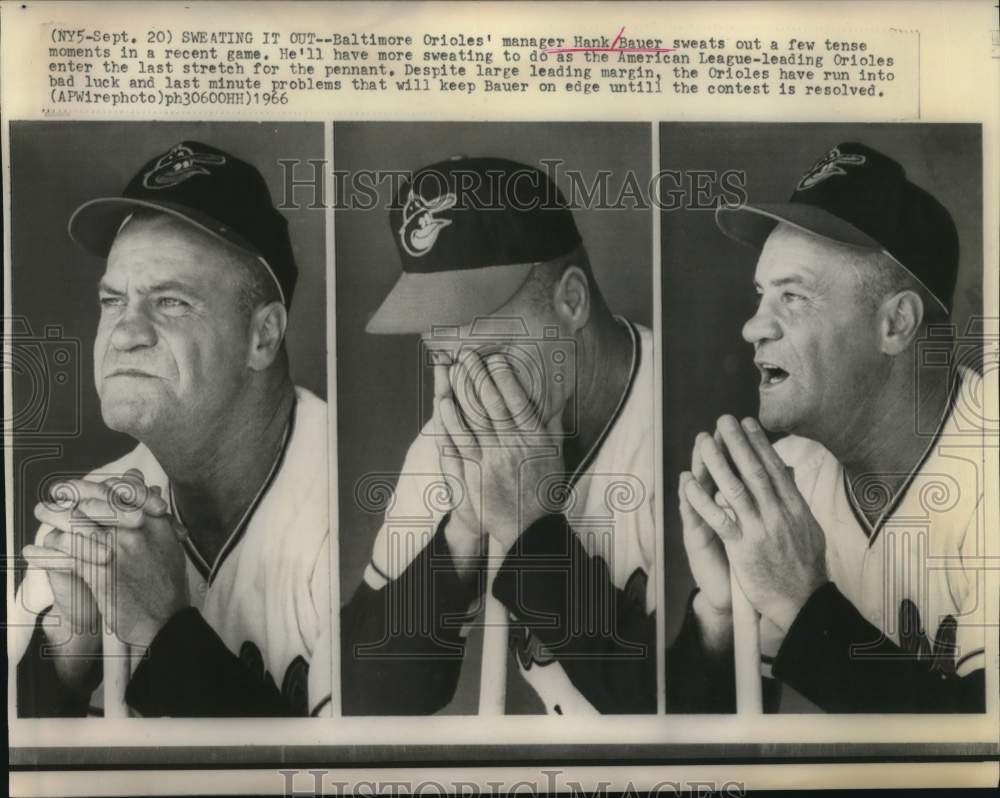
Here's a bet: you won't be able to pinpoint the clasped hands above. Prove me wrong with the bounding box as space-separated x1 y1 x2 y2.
430 346 565 558
23 468 191 650
678 415 828 640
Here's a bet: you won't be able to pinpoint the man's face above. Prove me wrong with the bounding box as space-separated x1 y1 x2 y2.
742 224 886 441
421 286 576 431
94 214 253 441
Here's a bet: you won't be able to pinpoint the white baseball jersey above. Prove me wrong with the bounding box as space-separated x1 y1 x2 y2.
760 365 990 683
363 319 656 714
13 386 332 717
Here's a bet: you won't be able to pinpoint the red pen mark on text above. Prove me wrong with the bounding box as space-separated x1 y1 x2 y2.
543 26 675 56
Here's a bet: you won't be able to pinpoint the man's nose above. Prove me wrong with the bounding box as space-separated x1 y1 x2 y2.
109 303 157 351
741 301 782 345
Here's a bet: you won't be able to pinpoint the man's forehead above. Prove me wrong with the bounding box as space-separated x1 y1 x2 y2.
755 224 858 285
104 213 245 284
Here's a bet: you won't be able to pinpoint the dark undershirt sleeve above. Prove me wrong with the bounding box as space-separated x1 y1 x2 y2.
17 608 96 718
125 607 292 717
664 591 736 713
773 582 986 713
664 592 782 714
341 514 485 715
491 513 656 713
490 513 782 714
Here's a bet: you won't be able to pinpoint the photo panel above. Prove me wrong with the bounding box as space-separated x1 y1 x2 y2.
660 122 989 715
334 122 658 716
9 121 331 719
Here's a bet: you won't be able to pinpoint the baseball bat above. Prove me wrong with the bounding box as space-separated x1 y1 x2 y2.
478 534 508 715
103 624 130 718
102 525 129 718
730 568 763 714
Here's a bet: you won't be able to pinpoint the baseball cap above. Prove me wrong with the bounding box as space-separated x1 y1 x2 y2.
366 156 582 334
68 141 297 309
715 142 959 314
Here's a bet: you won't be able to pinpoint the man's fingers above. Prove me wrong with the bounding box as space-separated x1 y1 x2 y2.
34 502 113 538
22 544 109 596
34 524 112 565
678 472 707 532
696 431 756 521
142 486 169 517
43 525 112 565
45 478 111 512
486 350 540 432
438 394 479 453
474 352 514 432
22 544 75 570
715 415 780 515
690 436 717 496
121 468 169 516
740 417 799 504
106 469 168 517
115 512 179 549
449 349 485 431
172 518 189 542
77 496 146 530
433 398 469 509
46 473 167 520
49 490 146 531
433 361 451 402
691 429 727 494
682 474 741 543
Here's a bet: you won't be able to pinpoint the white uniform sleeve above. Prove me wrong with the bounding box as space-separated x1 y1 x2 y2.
10 523 58 665
951 503 988 678
642 489 658 614
306 531 334 716
365 419 450 586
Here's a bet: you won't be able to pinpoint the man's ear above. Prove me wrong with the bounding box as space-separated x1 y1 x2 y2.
247 301 288 371
553 265 591 333
879 290 924 356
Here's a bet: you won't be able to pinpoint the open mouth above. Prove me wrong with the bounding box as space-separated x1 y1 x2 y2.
757 362 789 387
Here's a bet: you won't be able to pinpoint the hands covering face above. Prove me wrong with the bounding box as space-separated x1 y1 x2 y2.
680 415 828 633
24 469 191 650
431 347 565 553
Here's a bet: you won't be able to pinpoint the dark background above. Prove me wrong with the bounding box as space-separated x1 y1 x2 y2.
335 122 652 713
11 121 327 561
660 123 983 710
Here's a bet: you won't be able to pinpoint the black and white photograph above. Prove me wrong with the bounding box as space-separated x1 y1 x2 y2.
334 122 658 715
9 121 332 718
3 0 999 791
660 122 991 714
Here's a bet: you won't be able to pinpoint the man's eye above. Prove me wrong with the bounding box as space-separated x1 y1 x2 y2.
158 297 190 313
99 296 124 308
781 291 805 304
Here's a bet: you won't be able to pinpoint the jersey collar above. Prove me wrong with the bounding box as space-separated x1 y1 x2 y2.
568 316 641 487
842 370 962 543
170 400 297 585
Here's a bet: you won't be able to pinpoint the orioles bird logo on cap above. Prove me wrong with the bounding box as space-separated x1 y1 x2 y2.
399 190 457 257
797 146 867 191
143 144 227 190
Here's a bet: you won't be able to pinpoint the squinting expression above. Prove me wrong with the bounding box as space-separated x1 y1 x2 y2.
741 224 885 442
94 214 253 443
